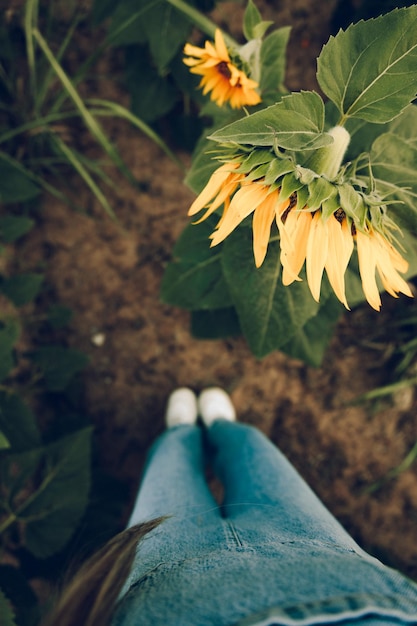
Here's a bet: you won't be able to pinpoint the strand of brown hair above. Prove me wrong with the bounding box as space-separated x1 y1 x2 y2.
42 517 166 626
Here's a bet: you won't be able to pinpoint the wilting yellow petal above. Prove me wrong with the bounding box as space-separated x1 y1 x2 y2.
191 176 241 224
252 191 279 267
210 182 271 246
306 212 329 302
324 216 354 309
188 163 240 216
356 230 381 311
374 233 413 299
281 210 312 285
375 232 409 275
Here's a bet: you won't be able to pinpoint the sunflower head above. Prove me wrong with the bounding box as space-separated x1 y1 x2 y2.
188 127 413 311
183 29 261 109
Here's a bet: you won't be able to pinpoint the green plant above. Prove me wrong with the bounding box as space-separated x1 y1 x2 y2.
0 0 178 217
161 4 417 366
0 220 93 625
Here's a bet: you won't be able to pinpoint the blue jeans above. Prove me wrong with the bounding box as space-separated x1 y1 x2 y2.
112 422 417 626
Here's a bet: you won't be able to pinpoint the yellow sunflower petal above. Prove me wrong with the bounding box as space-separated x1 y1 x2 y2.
214 29 230 61
188 163 240 216
184 30 261 109
281 210 312 285
252 191 279 267
324 216 354 309
374 234 413 299
191 176 242 224
381 234 409 274
306 212 329 302
356 230 381 311
210 182 270 246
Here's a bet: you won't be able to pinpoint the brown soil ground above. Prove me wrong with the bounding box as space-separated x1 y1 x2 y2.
11 0 417 589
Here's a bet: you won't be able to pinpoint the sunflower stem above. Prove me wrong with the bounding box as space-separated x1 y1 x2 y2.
305 126 350 180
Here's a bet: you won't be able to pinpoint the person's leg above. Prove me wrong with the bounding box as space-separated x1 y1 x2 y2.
200 388 365 552
128 423 218 526
127 389 221 570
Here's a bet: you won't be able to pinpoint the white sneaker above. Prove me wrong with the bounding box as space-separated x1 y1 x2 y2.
198 387 236 427
165 388 198 428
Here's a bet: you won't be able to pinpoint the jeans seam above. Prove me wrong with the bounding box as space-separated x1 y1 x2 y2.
223 520 256 552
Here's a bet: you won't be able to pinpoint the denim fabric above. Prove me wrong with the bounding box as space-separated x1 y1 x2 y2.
111 422 417 626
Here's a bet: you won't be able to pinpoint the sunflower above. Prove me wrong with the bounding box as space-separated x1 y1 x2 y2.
183 29 261 109
188 147 413 311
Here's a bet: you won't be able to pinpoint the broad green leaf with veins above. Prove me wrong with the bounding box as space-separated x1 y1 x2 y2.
2 428 92 558
317 6 417 124
222 228 320 358
209 91 333 150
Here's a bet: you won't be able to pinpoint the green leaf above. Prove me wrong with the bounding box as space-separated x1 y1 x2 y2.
259 27 291 99
222 228 319 357
0 319 20 382
0 392 41 452
370 131 417 230
30 346 89 392
47 304 73 329
388 103 417 144
317 6 417 123
0 273 43 306
124 48 179 123
161 218 233 310
0 156 40 203
185 131 232 194
146 0 193 70
0 431 10 449
0 587 16 626
2 428 92 558
108 0 191 70
307 177 336 211
243 0 272 40
92 0 117 24
0 566 39 626
0 217 35 243
209 91 333 150
344 257 366 307
401 230 417 280
107 0 160 46
281 291 342 366
243 0 262 40
191 307 241 339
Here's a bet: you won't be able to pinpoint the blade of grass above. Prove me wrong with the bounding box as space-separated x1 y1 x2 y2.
32 154 118 192
88 98 184 169
0 149 68 204
35 12 84 112
32 27 137 187
365 439 417 494
51 135 116 219
352 376 417 403
0 61 15 98
24 0 40 100
0 111 81 145
49 0 229 114
50 0 165 113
